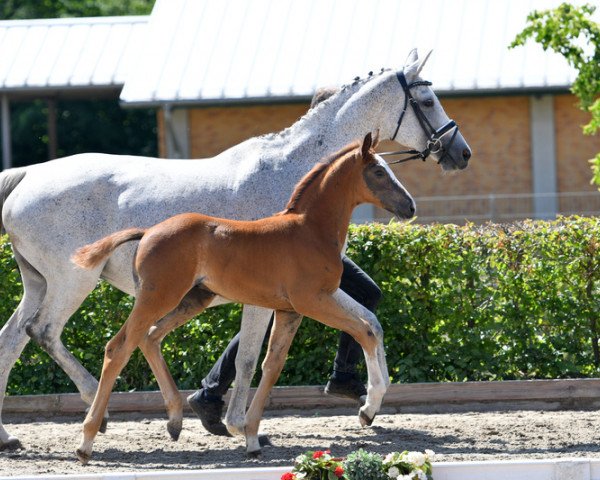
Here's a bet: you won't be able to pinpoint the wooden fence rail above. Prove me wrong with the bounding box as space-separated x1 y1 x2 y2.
4 378 600 415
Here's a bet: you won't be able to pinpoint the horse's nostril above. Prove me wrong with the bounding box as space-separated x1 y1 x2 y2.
409 203 416 215
462 148 471 161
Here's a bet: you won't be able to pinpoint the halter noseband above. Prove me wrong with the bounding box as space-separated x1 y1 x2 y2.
380 71 459 165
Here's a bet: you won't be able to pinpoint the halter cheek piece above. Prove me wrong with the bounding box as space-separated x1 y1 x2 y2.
380 71 459 165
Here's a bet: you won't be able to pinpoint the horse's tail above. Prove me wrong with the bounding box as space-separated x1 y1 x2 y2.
0 167 27 235
72 228 146 270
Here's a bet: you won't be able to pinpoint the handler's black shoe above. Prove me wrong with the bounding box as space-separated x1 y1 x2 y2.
324 375 367 405
187 390 232 437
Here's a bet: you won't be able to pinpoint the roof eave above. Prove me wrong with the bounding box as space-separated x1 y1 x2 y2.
120 85 574 108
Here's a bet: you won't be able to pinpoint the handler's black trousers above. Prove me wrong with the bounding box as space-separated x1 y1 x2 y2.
201 256 382 397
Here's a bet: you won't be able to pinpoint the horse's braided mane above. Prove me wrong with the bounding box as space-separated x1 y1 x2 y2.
279 140 361 215
264 68 392 141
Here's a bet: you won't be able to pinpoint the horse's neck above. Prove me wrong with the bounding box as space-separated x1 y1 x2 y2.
284 74 393 161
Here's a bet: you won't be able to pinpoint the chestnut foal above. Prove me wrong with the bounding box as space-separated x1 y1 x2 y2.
72 133 415 462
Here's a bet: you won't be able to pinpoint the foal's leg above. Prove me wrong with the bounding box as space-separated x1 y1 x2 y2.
138 286 216 440
225 305 274 437
293 289 388 426
243 310 303 455
76 285 189 464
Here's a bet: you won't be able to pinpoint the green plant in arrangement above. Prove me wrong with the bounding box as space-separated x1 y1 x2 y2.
342 449 387 480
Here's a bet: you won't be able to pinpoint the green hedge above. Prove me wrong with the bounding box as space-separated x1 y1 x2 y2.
1 216 599 395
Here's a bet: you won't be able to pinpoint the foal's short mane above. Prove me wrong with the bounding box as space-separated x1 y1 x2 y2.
280 141 362 214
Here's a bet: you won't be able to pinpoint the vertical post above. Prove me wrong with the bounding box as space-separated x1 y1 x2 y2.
47 98 58 160
162 104 190 159
1 94 12 171
530 95 558 219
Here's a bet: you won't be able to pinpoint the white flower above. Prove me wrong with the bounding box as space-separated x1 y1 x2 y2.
388 466 400 478
384 453 395 464
424 449 435 460
406 451 426 467
415 470 427 480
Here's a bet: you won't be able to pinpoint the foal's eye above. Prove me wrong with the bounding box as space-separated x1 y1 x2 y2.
374 168 385 177
423 98 435 108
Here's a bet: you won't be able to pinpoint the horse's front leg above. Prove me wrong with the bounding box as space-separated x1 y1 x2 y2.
243 310 302 455
225 305 274 437
138 286 216 441
294 289 388 427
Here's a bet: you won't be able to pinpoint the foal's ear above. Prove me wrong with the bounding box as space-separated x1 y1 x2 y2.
361 132 373 159
372 129 380 149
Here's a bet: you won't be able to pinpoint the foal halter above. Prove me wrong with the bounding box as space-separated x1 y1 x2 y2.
380 71 459 165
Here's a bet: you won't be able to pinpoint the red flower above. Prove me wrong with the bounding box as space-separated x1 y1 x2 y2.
313 450 325 459
334 466 345 478
281 473 296 480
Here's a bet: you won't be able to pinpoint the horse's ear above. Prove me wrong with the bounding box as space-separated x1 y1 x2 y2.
361 132 373 159
403 48 433 81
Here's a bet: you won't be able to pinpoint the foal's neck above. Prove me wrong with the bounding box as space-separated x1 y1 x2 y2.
292 156 364 252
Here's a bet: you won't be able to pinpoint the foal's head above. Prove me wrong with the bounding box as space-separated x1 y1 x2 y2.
356 132 415 220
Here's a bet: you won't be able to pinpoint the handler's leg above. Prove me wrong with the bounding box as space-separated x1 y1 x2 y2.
188 306 273 436
325 256 382 403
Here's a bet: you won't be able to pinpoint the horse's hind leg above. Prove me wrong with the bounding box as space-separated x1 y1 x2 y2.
244 310 302 455
0 248 46 450
23 269 105 421
138 285 216 441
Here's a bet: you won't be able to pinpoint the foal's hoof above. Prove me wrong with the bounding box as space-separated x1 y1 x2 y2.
247 448 262 458
76 448 91 465
167 418 182 441
0 437 22 451
359 410 375 427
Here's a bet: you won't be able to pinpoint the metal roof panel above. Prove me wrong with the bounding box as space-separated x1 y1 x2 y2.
0 16 147 92
120 0 596 104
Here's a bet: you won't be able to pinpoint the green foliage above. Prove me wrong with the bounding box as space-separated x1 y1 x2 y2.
1 0 154 20
511 2 600 187
1 217 600 395
10 100 158 168
343 449 387 480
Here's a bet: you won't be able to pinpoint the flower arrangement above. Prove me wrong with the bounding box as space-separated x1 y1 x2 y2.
281 449 434 480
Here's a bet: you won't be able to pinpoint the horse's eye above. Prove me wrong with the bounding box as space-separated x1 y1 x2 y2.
374 168 385 178
423 98 434 108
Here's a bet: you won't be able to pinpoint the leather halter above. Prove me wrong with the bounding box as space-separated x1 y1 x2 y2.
380 71 459 165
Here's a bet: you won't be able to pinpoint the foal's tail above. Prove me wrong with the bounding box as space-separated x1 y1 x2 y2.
72 228 146 270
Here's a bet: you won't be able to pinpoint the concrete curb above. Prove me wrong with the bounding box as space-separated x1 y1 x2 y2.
6 458 600 480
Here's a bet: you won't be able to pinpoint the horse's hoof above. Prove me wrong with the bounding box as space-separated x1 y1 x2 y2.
258 434 272 447
359 410 375 427
0 437 22 451
247 448 262 458
167 419 182 441
76 448 91 465
99 417 108 434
